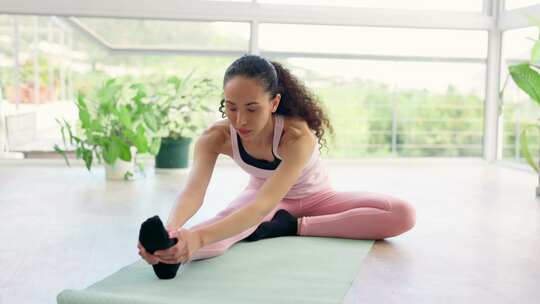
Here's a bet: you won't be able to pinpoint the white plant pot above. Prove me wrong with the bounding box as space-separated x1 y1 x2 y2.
105 159 135 180
104 147 137 181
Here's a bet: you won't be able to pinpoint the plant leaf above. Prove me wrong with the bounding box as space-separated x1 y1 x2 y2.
82 148 93 171
124 171 134 181
91 119 103 133
509 63 540 106
149 137 162 155
55 118 67 145
62 118 76 145
76 93 88 110
112 135 132 162
532 40 540 64
103 141 120 165
143 112 159 132
53 144 70 167
167 76 181 87
79 108 91 129
520 125 540 173
134 126 149 154
118 145 132 162
118 106 133 128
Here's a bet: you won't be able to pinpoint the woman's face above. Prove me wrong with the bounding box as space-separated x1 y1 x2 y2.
223 76 280 140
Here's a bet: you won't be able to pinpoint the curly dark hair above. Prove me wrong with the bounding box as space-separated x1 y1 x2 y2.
219 54 333 149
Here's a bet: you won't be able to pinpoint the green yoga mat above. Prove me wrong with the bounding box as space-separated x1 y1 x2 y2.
57 237 373 304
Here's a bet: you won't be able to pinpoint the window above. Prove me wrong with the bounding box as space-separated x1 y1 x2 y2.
259 24 486 157
0 15 242 152
274 57 485 157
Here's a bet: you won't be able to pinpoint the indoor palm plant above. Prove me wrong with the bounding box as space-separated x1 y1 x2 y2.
506 20 540 195
153 73 218 169
53 78 162 180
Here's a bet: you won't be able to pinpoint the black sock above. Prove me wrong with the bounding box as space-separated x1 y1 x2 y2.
244 209 298 242
138 215 181 279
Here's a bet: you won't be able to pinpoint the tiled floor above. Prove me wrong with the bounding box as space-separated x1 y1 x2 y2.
1 158 538 303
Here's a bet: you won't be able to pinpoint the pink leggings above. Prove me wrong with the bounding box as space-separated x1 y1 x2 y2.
190 188 416 260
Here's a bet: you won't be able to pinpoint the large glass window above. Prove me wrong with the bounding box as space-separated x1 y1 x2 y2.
275 58 485 157
0 14 490 159
0 15 246 154
0 16 71 152
260 24 487 157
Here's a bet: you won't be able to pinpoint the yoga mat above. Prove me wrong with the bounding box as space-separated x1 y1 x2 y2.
57 237 373 304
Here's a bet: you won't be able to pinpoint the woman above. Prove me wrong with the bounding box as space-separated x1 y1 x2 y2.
137 55 416 265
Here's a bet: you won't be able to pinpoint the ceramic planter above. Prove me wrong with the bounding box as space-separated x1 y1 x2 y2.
155 137 192 169
104 147 137 180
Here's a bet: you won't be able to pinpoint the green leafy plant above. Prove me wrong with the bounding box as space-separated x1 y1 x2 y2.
53 78 162 177
506 17 540 172
153 72 218 140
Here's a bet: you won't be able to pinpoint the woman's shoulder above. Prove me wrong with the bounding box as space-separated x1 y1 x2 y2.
280 116 316 148
282 116 312 139
197 119 232 156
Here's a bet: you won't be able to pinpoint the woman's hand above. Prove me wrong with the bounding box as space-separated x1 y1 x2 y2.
154 228 203 263
137 242 159 265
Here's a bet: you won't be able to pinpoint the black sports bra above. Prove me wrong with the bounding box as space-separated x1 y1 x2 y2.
236 134 281 170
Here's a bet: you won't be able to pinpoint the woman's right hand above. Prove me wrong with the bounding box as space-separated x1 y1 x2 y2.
137 241 160 265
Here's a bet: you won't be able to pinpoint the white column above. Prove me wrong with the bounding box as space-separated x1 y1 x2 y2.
33 16 40 103
59 27 66 101
483 0 502 162
68 30 74 101
249 20 259 55
47 18 55 101
249 0 259 55
391 87 398 155
13 15 21 110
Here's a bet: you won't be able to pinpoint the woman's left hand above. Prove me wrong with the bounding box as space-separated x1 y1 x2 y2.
154 228 203 264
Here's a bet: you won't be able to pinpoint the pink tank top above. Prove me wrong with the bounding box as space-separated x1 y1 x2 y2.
229 114 331 199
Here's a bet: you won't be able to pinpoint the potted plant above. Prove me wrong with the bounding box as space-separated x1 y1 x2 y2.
53 78 162 180
505 20 540 196
153 73 218 170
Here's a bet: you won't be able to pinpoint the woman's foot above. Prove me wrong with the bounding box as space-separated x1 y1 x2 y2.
243 209 298 242
139 215 181 279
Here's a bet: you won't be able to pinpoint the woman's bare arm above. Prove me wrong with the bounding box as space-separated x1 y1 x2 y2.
165 126 225 230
